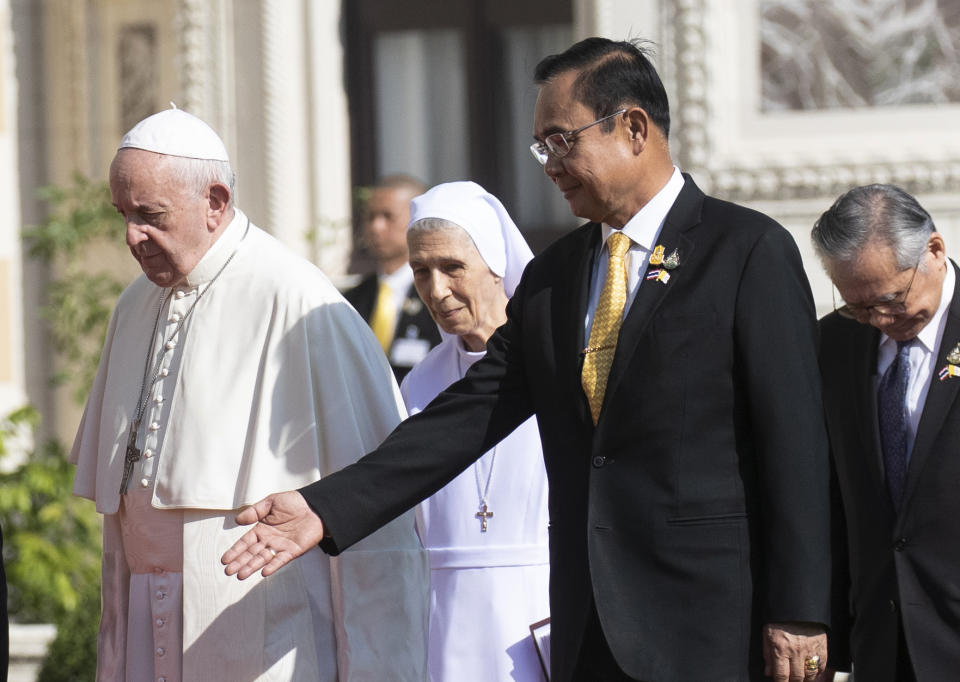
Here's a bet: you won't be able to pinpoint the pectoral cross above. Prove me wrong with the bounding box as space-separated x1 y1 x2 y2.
118 422 142 494
475 503 493 532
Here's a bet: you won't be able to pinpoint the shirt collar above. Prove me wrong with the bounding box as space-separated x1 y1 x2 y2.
600 166 684 250
380 263 414 291
184 208 249 288
881 259 955 354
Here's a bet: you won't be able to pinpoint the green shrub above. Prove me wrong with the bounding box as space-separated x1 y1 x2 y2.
6 174 127 679
0 407 101 624
35 579 99 682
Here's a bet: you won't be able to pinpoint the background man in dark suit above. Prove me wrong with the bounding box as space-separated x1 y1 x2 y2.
223 37 832 682
814 184 960 682
345 174 440 381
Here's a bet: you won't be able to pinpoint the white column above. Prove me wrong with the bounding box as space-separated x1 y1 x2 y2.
0 0 29 461
305 0 352 277
259 0 312 258
177 0 236 155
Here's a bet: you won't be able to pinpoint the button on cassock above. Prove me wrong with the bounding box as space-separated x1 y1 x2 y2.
140 478 149 488
174 290 185 300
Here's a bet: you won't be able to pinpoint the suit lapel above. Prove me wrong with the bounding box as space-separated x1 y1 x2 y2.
901 262 960 512
602 178 702 412
849 321 889 508
557 225 600 425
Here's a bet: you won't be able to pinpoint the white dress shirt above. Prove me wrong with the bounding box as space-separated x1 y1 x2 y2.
584 167 685 338
877 261 956 460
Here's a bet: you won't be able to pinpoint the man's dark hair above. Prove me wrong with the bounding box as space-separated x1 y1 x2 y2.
534 37 670 138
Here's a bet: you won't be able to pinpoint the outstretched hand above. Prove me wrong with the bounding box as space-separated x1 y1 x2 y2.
221 491 326 579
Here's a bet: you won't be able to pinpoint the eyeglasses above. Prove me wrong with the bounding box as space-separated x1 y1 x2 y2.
833 256 922 320
529 109 627 165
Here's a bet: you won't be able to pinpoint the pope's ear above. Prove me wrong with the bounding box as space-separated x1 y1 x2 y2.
207 182 231 224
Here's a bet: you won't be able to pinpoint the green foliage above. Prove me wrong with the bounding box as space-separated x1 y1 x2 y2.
0 408 101 625
23 174 125 262
23 174 126 404
7 173 123 679
35 579 99 682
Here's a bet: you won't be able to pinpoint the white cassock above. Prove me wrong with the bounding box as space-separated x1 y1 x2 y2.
401 336 549 682
71 209 429 682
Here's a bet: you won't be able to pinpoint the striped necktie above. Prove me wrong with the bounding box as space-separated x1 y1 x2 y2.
582 231 631 425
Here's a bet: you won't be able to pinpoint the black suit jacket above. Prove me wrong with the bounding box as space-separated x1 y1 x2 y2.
820 260 960 681
344 274 441 382
304 175 832 682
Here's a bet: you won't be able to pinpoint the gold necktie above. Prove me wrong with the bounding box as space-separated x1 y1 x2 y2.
582 231 631 425
370 280 396 353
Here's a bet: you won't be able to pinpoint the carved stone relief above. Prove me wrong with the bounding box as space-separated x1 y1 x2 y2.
761 0 960 111
118 23 157 133
668 0 960 202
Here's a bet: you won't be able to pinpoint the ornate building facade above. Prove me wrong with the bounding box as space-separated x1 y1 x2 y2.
0 0 958 442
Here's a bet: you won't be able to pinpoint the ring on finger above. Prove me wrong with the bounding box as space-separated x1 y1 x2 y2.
804 654 821 674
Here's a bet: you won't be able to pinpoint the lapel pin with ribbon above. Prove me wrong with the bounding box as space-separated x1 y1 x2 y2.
938 341 960 381
646 245 679 285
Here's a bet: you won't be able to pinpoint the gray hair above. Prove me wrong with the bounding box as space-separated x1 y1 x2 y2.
407 217 486 265
407 216 463 237
164 155 236 207
811 184 934 270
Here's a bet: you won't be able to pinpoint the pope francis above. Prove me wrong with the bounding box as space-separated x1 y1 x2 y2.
70 107 429 681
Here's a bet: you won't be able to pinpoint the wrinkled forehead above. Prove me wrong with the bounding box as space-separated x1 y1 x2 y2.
408 222 482 260
110 147 172 183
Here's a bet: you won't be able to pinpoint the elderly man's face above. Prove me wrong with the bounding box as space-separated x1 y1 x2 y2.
533 69 636 227
408 227 508 352
363 186 418 271
829 235 947 342
110 149 217 288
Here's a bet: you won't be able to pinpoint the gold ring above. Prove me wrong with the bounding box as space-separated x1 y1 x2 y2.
267 548 277 558
804 655 821 673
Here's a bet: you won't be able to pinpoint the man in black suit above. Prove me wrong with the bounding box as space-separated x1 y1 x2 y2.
345 174 440 382
223 37 832 682
814 184 960 681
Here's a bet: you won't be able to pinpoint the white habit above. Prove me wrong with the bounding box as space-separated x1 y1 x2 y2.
71 210 430 681
401 180 549 681
401 340 549 682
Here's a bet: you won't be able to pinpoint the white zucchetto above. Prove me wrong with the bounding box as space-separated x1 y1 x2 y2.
118 105 230 162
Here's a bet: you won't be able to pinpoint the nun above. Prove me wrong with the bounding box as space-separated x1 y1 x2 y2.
401 181 550 681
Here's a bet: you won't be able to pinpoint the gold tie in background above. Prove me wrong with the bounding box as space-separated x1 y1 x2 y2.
370 280 396 353
582 231 631 424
